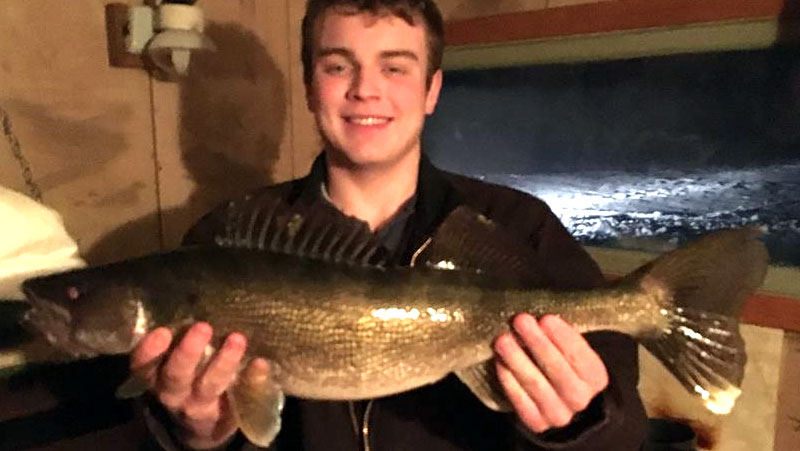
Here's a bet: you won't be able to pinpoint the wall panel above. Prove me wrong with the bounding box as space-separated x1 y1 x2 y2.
151 0 296 248
289 0 323 177
436 0 547 21
0 0 159 264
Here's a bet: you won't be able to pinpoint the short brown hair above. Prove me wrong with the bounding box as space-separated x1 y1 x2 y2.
301 0 444 87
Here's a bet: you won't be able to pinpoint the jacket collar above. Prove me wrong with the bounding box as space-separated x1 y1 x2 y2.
411 153 462 243
294 151 462 261
293 152 329 206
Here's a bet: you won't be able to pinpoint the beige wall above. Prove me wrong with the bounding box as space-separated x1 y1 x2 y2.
0 0 317 264
1 0 160 264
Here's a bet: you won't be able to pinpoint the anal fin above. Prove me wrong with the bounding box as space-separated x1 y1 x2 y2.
455 359 513 412
228 359 285 447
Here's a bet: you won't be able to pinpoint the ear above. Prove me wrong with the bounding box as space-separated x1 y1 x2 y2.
424 70 443 115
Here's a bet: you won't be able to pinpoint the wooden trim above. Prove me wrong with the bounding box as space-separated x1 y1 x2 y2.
105 3 144 69
442 19 785 70
741 292 800 333
445 0 797 47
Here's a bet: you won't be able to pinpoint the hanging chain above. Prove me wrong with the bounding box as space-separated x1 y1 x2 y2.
1 105 43 201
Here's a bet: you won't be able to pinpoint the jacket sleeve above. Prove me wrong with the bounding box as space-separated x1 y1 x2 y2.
141 395 262 451
511 201 649 450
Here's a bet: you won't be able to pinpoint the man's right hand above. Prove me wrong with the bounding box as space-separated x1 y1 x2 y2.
131 323 269 450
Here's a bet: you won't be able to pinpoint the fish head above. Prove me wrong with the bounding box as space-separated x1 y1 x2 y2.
22 267 150 357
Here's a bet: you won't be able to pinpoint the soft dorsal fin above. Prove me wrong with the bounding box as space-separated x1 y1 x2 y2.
213 193 389 268
416 206 548 287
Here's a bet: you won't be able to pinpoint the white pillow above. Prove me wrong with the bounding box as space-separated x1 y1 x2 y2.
0 186 86 300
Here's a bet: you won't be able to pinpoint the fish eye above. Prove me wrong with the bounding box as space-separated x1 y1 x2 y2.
66 286 80 301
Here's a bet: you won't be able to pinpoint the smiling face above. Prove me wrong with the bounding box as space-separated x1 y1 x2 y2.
306 9 442 170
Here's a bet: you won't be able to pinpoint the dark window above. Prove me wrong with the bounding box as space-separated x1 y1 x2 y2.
424 46 800 265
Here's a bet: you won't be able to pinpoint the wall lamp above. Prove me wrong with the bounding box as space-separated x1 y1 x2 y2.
106 0 215 79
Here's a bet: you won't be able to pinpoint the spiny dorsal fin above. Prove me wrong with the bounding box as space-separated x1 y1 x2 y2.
417 206 548 287
214 193 388 267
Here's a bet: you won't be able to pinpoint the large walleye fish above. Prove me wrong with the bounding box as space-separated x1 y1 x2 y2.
21 194 768 446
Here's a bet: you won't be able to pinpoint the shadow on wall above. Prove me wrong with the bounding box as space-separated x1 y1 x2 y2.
178 23 285 223
87 23 286 263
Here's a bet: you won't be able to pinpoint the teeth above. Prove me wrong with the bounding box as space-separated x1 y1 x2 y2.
349 117 389 126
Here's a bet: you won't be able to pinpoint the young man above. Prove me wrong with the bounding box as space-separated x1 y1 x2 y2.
134 1 648 449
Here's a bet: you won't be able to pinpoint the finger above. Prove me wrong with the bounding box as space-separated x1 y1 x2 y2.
495 359 548 433
212 395 240 441
159 323 213 400
494 331 573 428
514 314 594 412
181 402 222 436
130 327 172 384
539 315 609 393
179 395 239 449
193 333 247 404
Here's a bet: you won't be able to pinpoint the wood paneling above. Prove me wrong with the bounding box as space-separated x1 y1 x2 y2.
0 0 159 265
151 0 295 248
548 0 612 8
742 293 800 333
445 0 795 47
436 0 547 21
774 332 800 450
289 0 322 179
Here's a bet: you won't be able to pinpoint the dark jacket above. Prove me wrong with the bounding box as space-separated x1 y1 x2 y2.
153 154 647 451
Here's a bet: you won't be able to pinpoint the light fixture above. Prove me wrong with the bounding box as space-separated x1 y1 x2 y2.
106 1 215 79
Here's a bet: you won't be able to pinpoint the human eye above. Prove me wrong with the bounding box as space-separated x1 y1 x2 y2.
324 63 345 75
321 58 352 76
383 63 409 76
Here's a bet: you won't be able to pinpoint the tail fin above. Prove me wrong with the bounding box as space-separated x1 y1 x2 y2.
631 228 768 414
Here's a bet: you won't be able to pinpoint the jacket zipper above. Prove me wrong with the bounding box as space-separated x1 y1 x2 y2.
409 237 432 267
348 400 375 451
346 238 428 450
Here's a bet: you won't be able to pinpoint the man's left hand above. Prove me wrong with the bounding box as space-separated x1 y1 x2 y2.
494 313 609 434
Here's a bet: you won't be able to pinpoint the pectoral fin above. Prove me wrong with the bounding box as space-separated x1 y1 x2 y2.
228 360 285 447
115 374 151 399
116 352 166 399
455 359 512 412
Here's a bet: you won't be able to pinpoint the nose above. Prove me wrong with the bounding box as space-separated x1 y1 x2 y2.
347 66 381 101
